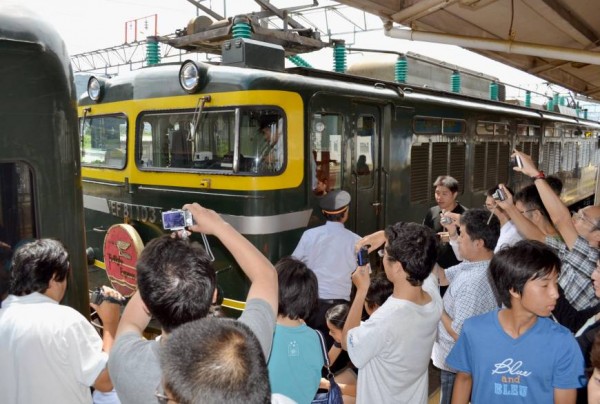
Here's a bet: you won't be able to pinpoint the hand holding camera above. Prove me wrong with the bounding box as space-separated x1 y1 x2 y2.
89 286 126 306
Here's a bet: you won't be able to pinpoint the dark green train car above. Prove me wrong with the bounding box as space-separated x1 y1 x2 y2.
79 39 600 313
0 4 88 314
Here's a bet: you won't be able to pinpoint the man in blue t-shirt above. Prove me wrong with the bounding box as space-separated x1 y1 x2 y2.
447 240 585 403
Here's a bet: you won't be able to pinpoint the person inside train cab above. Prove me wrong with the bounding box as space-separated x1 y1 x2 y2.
497 150 600 313
423 175 467 295
258 115 284 172
108 203 277 404
169 119 192 167
0 239 121 403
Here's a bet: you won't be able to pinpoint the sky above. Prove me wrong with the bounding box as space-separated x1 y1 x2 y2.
16 0 558 102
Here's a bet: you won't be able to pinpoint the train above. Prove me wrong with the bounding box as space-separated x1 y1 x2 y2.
78 36 600 312
0 4 89 314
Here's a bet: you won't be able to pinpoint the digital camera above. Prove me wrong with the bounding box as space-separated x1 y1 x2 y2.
162 209 194 231
440 216 453 225
510 155 523 169
357 245 369 266
492 189 506 201
89 287 126 306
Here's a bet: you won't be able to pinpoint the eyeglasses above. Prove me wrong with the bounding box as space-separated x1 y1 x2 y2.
572 211 599 230
483 204 496 211
155 387 178 404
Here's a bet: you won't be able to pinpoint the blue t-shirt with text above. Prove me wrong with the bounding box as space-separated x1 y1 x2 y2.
447 309 585 403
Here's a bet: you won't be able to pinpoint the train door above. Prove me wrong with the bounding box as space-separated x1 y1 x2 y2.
350 103 382 237
310 95 383 237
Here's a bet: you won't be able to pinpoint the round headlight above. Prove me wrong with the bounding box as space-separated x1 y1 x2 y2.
88 77 104 102
179 61 200 93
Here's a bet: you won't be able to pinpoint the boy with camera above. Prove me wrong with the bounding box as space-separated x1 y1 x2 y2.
343 222 443 403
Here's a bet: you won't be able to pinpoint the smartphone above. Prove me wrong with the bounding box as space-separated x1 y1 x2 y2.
162 209 194 230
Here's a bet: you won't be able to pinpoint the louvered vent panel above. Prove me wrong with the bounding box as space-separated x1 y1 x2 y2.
410 144 430 203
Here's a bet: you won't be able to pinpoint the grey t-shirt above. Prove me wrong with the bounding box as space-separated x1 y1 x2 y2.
108 298 275 404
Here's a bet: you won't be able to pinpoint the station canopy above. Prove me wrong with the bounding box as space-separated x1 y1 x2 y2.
335 0 600 102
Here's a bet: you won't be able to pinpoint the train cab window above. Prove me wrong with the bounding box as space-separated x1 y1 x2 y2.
137 108 286 175
81 115 127 169
544 126 556 137
312 113 343 193
0 162 36 249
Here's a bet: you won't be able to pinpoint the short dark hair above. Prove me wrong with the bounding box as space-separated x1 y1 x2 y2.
325 303 349 330
365 273 393 310
161 318 270 404
9 239 69 296
384 222 437 286
459 208 500 251
546 175 563 196
433 175 459 194
275 256 318 320
514 184 551 222
490 240 561 308
136 235 216 333
322 209 348 222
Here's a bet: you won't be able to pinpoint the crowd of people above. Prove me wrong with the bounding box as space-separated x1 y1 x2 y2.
1 149 600 404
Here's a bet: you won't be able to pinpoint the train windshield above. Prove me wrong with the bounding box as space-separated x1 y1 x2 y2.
138 107 285 174
81 115 128 169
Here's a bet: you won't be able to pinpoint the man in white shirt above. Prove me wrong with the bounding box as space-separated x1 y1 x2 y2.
293 189 360 346
0 239 120 404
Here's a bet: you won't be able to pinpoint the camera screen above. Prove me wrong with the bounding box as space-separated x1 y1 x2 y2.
162 211 186 229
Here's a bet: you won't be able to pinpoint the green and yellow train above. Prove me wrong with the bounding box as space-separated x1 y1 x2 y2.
79 38 600 312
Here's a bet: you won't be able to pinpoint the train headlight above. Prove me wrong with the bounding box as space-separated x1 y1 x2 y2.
87 76 104 102
179 61 201 93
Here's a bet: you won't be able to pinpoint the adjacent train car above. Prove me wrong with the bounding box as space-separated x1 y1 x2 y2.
79 38 600 312
0 4 89 314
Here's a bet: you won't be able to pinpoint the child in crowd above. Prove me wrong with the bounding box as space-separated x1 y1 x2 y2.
447 240 586 403
364 272 394 315
267 257 323 403
322 303 357 402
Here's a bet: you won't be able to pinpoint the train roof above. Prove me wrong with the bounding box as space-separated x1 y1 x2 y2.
78 59 599 128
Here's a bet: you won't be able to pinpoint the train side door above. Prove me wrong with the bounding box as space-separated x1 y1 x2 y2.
350 103 382 237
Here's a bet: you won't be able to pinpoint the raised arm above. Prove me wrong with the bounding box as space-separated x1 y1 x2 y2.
184 202 278 317
92 289 122 391
512 151 577 248
342 265 370 350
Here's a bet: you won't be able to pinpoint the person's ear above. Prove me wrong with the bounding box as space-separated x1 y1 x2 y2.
212 288 218 304
509 287 521 300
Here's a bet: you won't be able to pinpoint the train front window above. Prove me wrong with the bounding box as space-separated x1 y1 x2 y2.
138 108 285 175
81 115 128 169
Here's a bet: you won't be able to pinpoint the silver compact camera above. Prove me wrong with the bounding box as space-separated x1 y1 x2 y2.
89 287 126 305
162 209 195 231
492 189 506 202
510 155 523 169
440 216 453 225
